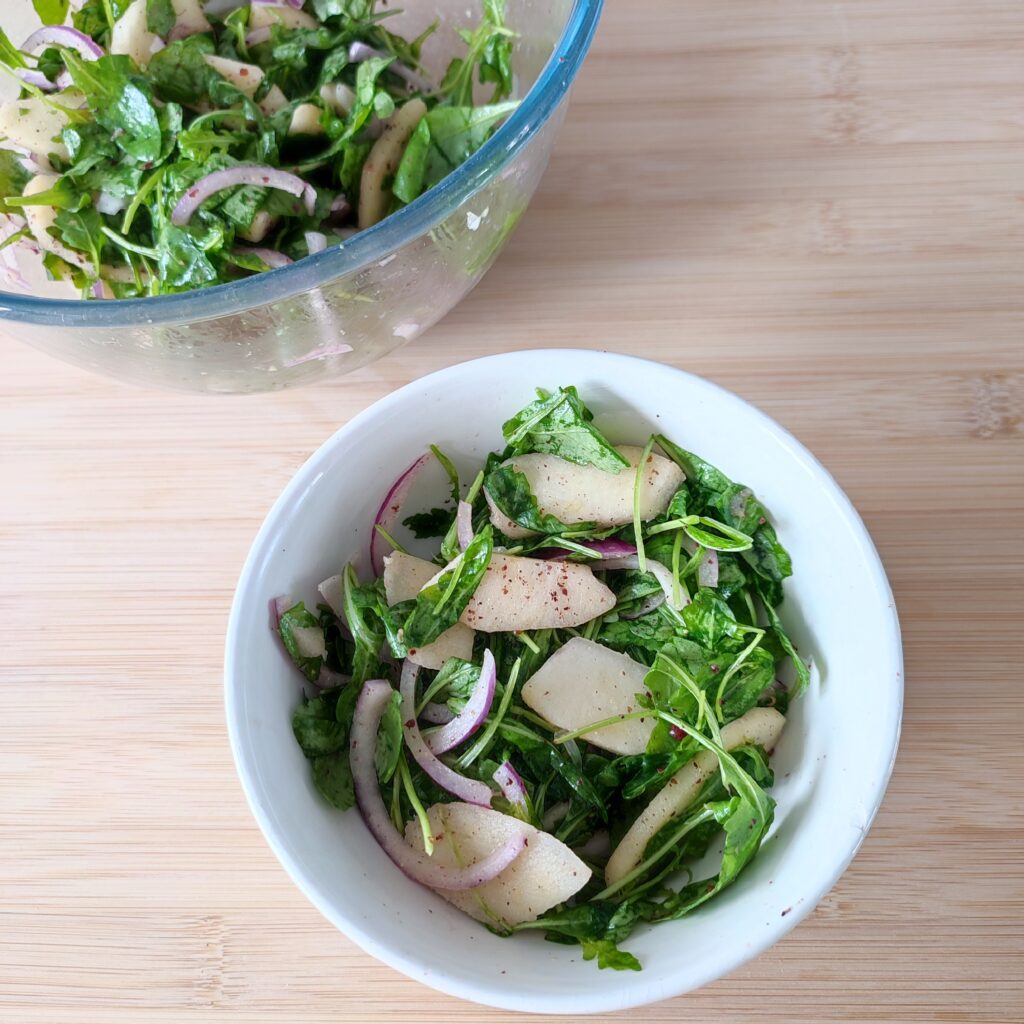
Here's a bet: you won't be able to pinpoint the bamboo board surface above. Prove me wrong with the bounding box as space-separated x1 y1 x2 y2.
2 1 1023 1021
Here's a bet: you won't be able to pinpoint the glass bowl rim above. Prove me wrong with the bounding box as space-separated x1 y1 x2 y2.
0 0 603 328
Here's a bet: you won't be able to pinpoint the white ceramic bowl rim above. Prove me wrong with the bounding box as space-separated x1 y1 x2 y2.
224 350 903 1014
0 1 603 328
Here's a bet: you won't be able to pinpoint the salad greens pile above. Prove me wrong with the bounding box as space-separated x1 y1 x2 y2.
0 0 516 297
277 385 810 971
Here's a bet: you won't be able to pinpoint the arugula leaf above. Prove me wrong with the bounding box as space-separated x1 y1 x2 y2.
401 507 453 539
277 601 325 681
402 525 493 649
503 386 629 472
424 102 518 165
440 0 515 105
374 689 403 784
54 206 104 271
680 589 745 648
483 465 581 535
391 115 431 204
756 582 810 698
0 151 30 215
312 750 355 809
0 27 29 70
146 0 175 37
63 53 163 164
33 0 71 24
292 692 347 756
147 35 217 104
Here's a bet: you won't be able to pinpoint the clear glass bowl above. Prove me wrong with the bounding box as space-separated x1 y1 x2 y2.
0 0 601 392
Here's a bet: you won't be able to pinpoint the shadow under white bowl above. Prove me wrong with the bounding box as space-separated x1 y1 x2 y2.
224 349 902 1014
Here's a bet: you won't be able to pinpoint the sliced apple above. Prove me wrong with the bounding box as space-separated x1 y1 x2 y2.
319 82 355 116
110 0 159 67
288 102 323 136
382 552 474 670
237 210 279 244
21 174 90 269
0 98 70 159
203 55 288 115
521 637 653 755
485 445 685 539
170 0 212 36
604 707 786 886
249 2 318 30
358 98 427 229
404 802 591 928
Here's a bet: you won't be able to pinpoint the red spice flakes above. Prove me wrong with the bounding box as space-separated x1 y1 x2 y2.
404 719 415 729
239 67 250 76
669 724 687 741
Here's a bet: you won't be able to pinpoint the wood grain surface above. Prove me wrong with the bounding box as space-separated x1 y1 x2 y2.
2 1 1023 1021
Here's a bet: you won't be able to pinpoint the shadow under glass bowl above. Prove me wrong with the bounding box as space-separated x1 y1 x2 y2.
0 0 602 393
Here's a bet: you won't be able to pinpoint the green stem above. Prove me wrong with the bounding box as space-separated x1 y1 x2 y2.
552 709 652 745
456 658 521 768
373 523 408 555
398 753 433 855
632 436 656 574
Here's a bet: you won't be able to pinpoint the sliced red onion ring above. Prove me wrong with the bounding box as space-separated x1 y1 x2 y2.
272 594 297 622
305 230 326 255
698 548 719 588
369 451 432 576
17 69 57 91
329 194 350 218
601 555 689 610
22 25 104 60
399 661 493 805
353 679 524 890
425 650 496 755
348 41 434 93
171 165 315 226
421 702 455 725
90 280 107 299
456 501 473 552
55 70 73 90
317 574 343 615
234 246 293 269
253 0 304 6
538 539 638 561
493 761 528 809
245 26 273 46
620 590 666 620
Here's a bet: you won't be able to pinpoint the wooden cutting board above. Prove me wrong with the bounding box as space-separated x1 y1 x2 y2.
1 1 1022 1021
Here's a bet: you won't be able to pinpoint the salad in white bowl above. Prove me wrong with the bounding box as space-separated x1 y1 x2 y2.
272 383 811 972
225 350 901 1013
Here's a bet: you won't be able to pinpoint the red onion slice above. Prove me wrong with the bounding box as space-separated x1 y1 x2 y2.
456 500 473 552
421 702 455 725
348 41 434 92
17 69 57 91
171 165 316 226
23 25 104 60
399 661 493 805
234 246 293 269
315 665 350 689
353 679 524 890
538 539 638 561
369 451 432 576
270 594 296 627
493 761 528 809
329 194 350 218
425 650 496 754
698 548 720 588
253 0 304 6
601 555 689 610
305 230 326 255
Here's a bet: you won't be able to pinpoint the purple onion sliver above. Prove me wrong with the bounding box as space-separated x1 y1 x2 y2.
22 25 104 60
421 701 455 725
492 760 528 809
17 69 57 91
369 451 432 577
245 26 273 46
347 41 434 92
235 246 294 270
305 230 326 255
698 548 719 588
353 679 523 890
425 649 496 755
315 665 350 689
399 661 492 805
171 165 315 226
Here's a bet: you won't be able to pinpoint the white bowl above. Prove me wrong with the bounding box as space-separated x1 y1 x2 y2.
224 350 903 1014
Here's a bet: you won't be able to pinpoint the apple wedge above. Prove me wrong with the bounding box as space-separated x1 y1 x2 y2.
405 802 591 928
485 445 684 539
521 637 653 755
383 553 474 670
604 707 786 886
423 552 615 632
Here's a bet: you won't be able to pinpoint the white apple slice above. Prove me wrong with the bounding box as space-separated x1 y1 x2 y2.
604 707 786 886
203 55 288 114
382 552 474 670
21 174 90 269
485 445 684 539
423 552 615 633
288 102 323 136
404 802 591 927
249 3 318 30
236 210 279 244
319 82 355 116
110 0 159 67
521 637 653 755
358 98 427 229
0 98 70 159
170 0 212 36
